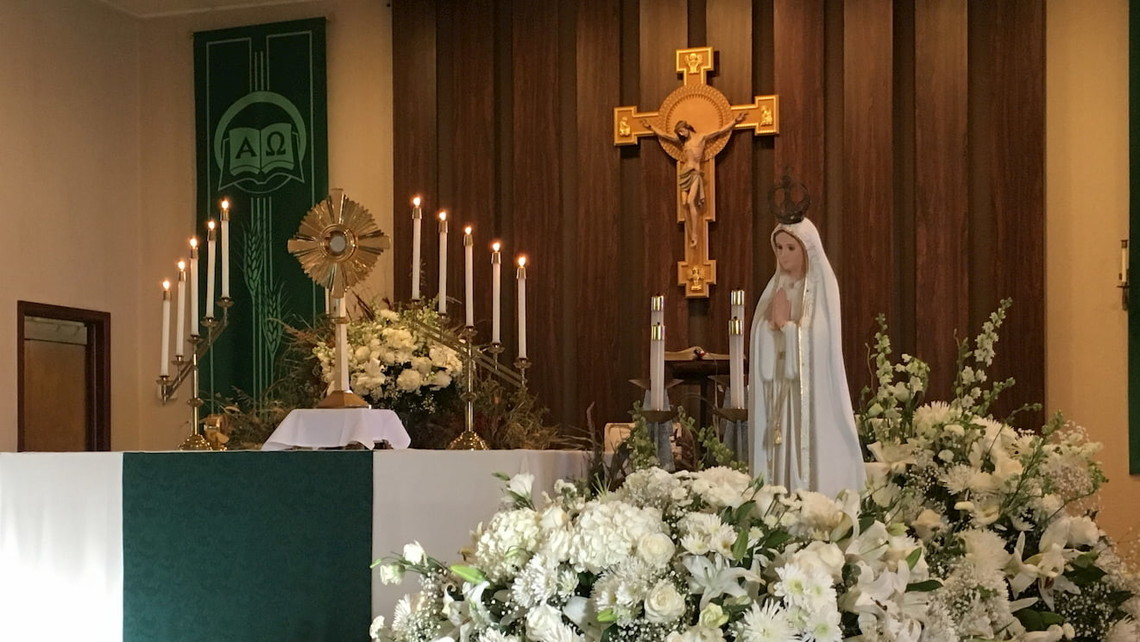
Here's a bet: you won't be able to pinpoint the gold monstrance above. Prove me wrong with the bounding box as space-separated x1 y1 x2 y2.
288 189 390 408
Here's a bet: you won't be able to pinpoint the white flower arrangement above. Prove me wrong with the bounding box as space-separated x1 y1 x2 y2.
369 300 1139 641
312 306 462 414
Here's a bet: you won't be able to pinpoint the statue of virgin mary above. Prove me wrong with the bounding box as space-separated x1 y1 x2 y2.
747 185 865 498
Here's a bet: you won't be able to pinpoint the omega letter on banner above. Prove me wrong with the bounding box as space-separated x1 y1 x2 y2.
194 18 329 403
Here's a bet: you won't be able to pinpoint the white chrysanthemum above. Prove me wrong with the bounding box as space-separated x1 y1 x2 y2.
368 615 385 640
942 464 975 494
391 594 415 635
958 529 1009 576
802 606 842 642
737 601 793 642
914 401 956 430
678 512 728 556
775 561 835 610
510 553 561 608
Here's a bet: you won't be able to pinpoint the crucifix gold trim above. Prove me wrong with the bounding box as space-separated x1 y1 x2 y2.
614 47 779 298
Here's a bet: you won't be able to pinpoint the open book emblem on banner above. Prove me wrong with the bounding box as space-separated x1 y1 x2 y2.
213 91 308 195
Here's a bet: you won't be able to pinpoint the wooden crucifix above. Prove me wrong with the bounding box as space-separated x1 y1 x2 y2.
614 46 779 298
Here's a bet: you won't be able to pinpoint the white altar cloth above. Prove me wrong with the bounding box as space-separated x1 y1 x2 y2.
262 408 411 450
0 449 587 641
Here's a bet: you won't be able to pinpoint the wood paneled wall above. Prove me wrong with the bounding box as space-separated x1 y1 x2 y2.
392 0 1046 432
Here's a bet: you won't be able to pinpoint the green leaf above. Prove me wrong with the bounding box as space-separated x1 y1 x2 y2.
1013 608 1064 631
732 528 750 561
449 564 487 584
597 608 617 623
732 501 756 524
905 580 942 592
905 547 922 570
764 530 792 550
492 472 510 481
1066 563 1107 587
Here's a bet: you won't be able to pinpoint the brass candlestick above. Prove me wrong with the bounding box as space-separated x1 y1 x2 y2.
159 304 232 451
449 326 488 450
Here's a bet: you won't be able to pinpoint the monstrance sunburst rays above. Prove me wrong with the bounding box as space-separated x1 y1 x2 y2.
288 190 390 298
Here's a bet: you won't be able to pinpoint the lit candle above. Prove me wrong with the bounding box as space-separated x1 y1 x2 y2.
437 211 448 314
160 280 171 377
175 261 187 358
189 238 199 336
220 199 230 299
491 241 502 343
336 297 350 391
206 220 217 319
517 256 528 359
411 196 423 300
464 226 474 327
729 290 745 409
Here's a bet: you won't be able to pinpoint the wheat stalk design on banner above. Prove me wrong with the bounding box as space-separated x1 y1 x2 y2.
241 198 286 401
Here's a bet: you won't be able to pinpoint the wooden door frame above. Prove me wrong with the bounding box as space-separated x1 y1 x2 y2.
17 301 111 451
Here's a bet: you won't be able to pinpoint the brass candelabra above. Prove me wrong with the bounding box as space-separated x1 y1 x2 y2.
157 297 233 450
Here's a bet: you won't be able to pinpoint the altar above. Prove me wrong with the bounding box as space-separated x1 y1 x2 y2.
0 449 586 642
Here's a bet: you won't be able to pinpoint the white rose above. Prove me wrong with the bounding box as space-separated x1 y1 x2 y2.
644 580 686 623
402 541 426 565
396 369 424 392
911 509 945 540
525 603 565 642
698 603 729 629
377 562 404 585
508 473 535 498
1068 516 1100 547
637 532 676 568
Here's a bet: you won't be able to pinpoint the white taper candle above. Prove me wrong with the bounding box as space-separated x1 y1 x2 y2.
175 261 186 358
491 242 502 343
464 226 474 326
517 256 528 359
205 220 217 319
189 238 200 336
336 297 350 392
220 199 230 299
438 211 448 314
160 281 171 377
411 196 422 300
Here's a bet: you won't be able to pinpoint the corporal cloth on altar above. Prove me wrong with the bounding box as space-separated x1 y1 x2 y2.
262 408 411 450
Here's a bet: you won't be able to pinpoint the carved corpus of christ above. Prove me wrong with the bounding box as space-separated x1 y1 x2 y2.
613 47 779 298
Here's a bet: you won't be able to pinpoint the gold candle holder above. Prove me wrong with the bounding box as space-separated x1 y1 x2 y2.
449 326 488 450
514 357 532 389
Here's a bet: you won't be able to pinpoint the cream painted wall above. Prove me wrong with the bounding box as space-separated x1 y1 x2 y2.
0 0 142 451
135 0 394 449
1046 0 1138 545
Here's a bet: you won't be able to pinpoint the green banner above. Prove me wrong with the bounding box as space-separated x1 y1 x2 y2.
122 452 373 642
194 18 328 405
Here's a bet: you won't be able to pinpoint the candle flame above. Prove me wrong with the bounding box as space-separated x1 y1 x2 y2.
177 260 186 270
438 211 447 221
492 241 501 252
412 195 422 207
518 256 527 267
464 225 472 235
189 238 198 248
221 198 230 211
162 280 171 290
207 220 216 231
